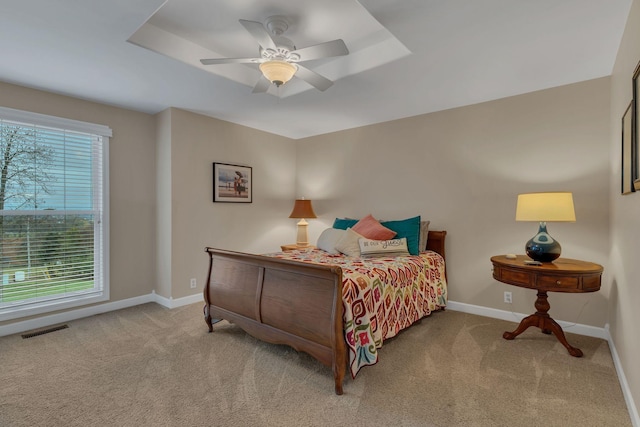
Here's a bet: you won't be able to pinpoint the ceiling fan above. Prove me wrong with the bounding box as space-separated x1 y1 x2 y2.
200 15 349 93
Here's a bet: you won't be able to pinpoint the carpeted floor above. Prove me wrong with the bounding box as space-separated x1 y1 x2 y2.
0 303 631 427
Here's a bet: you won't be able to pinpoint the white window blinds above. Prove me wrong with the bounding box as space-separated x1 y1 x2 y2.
0 107 110 320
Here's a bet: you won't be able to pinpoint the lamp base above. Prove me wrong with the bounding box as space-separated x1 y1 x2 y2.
295 218 309 247
525 222 561 263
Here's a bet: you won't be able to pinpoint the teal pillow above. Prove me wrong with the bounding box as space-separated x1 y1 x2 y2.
380 216 421 255
332 217 358 230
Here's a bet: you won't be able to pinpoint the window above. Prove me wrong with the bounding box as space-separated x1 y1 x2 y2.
0 107 110 321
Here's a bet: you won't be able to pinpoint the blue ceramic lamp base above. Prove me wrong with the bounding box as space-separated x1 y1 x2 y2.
525 222 561 262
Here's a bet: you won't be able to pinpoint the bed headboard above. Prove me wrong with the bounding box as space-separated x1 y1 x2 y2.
426 230 447 261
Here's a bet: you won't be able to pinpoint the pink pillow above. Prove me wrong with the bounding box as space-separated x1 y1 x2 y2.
352 214 397 240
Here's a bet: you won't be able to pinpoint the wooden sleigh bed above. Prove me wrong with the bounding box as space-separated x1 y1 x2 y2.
203 230 447 395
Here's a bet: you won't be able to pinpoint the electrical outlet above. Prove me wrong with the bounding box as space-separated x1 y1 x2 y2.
504 291 512 304
190 278 197 289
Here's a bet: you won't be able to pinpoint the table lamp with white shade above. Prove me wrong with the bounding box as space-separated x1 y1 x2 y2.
515 192 576 262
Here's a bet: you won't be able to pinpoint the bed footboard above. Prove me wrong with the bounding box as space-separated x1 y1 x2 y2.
204 247 347 395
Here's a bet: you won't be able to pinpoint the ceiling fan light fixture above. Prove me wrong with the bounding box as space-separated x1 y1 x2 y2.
259 60 297 87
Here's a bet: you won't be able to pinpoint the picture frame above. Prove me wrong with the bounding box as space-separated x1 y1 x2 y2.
213 162 252 203
622 102 634 194
633 60 640 191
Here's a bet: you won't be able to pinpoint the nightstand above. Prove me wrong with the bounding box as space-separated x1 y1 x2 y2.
490 255 603 357
280 244 316 252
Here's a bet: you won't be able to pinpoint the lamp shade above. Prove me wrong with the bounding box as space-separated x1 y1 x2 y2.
259 60 297 87
515 192 575 262
289 199 317 219
515 192 576 222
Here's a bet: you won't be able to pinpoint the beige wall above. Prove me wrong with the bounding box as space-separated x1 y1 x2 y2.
155 109 173 299
297 77 611 327
610 0 640 417
0 84 298 319
0 81 157 326
160 108 296 299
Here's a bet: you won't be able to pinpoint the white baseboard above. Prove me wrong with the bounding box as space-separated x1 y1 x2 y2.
447 299 638 427
446 300 607 339
0 291 205 337
605 324 640 427
152 290 204 309
0 293 155 337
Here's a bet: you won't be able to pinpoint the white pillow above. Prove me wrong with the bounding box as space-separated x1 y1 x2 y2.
419 220 430 252
359 237 410 258
316 228 347 254
335 228 364 257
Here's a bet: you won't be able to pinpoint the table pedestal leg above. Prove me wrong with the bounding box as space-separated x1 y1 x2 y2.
502 290 583 357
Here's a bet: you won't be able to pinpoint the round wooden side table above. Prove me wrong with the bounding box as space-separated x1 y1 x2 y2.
490 255 603 357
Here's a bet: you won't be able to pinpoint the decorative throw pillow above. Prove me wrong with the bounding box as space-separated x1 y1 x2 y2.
352 214 397 240
359 237 410 258
335 228 364 257
316 228 347 254
332 217 359 230
419 220 430 252
380 216 421 255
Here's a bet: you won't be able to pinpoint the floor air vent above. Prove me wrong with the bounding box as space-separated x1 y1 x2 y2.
21 324 69 339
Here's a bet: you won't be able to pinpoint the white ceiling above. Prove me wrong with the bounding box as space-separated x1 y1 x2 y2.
0 0 632 139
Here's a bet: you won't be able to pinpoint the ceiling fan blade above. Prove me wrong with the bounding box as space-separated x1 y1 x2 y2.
200 57 259 65
252 77 271 93
239 19 277 51
292 39 349 62
295 65 333 92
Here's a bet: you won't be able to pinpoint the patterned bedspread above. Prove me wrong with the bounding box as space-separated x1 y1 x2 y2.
266 249 447 378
